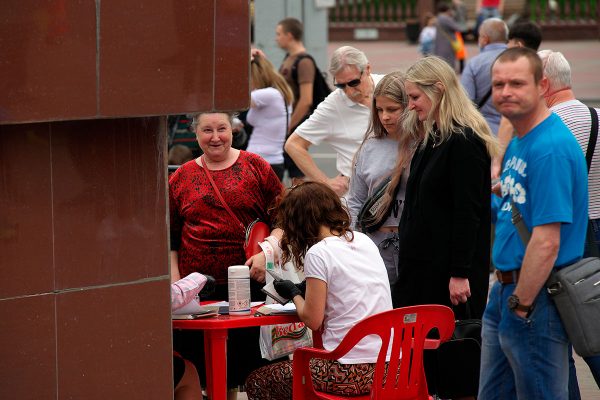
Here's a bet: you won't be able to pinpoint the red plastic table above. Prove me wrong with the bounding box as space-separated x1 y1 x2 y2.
173 306 300 400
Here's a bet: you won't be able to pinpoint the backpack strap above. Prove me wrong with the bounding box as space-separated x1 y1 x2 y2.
291 53 314 84
477 88 492 109
586 106 598 172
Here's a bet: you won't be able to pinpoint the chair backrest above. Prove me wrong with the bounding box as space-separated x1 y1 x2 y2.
325 305 455 399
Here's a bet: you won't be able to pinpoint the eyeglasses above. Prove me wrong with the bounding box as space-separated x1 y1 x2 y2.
333 70 363 90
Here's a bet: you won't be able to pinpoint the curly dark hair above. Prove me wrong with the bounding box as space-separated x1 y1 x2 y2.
275 181 353 270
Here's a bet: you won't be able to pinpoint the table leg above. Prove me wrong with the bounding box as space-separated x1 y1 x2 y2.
204 329 228 400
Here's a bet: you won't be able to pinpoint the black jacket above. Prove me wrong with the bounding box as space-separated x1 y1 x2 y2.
392 127 491 319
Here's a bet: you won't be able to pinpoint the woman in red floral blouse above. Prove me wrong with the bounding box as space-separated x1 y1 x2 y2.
169 111 284 394
170 112 283 283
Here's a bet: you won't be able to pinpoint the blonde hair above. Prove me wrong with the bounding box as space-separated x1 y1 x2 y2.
251 55 294 105
403 56 498 157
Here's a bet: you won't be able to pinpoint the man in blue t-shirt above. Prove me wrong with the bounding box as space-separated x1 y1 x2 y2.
479 47 588 400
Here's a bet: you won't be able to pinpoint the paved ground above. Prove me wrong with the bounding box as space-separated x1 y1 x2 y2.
311 39 600 180
329 39 600 103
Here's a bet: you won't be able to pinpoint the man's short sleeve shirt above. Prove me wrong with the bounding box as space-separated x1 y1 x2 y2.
294 74 384 177
493 113 588 271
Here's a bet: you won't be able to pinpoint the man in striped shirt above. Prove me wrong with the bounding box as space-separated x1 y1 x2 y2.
539 49 600 390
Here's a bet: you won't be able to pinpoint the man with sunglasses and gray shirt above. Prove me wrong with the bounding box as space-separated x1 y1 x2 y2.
284 46 383 196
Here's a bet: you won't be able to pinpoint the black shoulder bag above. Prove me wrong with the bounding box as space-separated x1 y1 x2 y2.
356 176 401 233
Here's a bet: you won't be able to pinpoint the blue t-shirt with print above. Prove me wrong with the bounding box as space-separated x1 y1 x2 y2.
493 113 588 271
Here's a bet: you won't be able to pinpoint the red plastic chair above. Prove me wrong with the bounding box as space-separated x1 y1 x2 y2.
292 305 455 400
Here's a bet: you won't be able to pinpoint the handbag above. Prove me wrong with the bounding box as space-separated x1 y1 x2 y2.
245 219 271 260
356 176 401 233
201 157 270 259
546 258 600 357
259 262 312 360
424 304 481 398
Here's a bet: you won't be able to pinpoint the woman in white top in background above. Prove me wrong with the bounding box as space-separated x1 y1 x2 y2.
247 53 294 180
245 181 392 399
347 71 420 302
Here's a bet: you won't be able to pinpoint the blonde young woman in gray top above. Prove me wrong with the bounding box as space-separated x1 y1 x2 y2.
347 71 420 299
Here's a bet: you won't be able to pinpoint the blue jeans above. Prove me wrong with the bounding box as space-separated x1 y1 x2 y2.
479 281 570 399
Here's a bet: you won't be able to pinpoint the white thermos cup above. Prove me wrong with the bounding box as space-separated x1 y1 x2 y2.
228 265 251 315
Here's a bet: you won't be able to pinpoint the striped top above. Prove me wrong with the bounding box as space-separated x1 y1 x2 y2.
552 100 600 219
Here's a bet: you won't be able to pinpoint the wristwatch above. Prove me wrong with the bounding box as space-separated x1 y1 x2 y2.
507 294 533 314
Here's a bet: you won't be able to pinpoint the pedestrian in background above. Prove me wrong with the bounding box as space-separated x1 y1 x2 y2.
461 18 508 135
433 2 461 71
419 13 437 57
247 53 294 180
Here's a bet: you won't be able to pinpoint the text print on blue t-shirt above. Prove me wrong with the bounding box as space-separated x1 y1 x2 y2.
500 155 527 211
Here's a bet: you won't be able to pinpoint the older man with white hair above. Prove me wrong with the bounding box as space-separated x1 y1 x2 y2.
285 46 383 196
539 49 600 389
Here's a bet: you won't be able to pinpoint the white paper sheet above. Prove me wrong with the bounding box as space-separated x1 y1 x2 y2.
172 300 264 315
172 298 204 315
263 303 297 312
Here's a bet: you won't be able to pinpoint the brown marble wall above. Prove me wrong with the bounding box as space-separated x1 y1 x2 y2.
0 0 250 397
0 118 172 399
0 0 250 124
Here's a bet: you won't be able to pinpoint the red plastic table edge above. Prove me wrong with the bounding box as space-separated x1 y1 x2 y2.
172 305 300 400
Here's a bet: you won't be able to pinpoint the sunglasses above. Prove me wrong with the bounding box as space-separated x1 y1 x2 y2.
334 70 363 90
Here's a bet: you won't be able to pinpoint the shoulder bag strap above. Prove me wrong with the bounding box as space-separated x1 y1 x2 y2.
585 107 600 257
200 156 245 231
586 106 598 172
284 95 289 136
510 199 531 246
477 88 493 109
436 23 455 45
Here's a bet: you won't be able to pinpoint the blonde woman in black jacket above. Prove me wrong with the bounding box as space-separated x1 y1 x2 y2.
393 56 498 320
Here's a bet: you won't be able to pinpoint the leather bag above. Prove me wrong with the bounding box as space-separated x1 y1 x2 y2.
424 307 481 398
356 176 401 233
546 258 600 357
244 219 271 259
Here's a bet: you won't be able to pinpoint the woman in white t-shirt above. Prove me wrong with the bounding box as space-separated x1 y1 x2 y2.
245 181 393 399
247 54 294 180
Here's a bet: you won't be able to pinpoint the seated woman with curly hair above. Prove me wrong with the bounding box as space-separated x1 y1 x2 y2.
245 181 393 399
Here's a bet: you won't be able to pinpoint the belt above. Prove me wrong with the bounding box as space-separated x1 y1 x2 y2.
495 269 520 284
